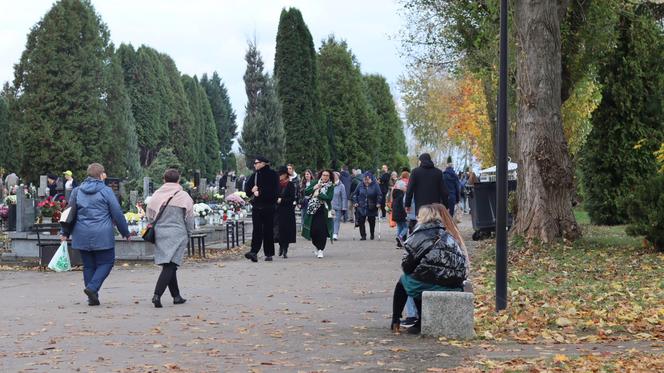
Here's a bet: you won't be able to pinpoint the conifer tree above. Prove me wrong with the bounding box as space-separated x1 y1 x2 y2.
11 0 113 181
104 50 141 178
274 7 328 171
317 37 370 169
363 74 409 169
581 7 664 224
201 72 237 170
0 96 10 170
181 75 220 179
239 42 285 168
159 53 196 172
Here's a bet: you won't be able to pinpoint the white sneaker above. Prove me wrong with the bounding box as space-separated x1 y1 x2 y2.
317 250 324 258
333 234 338 240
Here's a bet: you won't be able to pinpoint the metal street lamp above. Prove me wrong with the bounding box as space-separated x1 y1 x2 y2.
496 0 509 312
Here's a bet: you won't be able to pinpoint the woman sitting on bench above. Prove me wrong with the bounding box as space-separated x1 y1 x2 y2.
390 204 468 334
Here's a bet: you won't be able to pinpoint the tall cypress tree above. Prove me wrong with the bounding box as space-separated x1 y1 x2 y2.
104 49 141 178
274 7 328 171
581 7 664 224
0 95 10 170
364 74 409 169
318 36 373 169
159 53 196 172
239 42 285 168
201 72 237 170
11 0 113 181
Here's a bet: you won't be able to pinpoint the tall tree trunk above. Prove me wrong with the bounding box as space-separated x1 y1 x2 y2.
513 0 580 242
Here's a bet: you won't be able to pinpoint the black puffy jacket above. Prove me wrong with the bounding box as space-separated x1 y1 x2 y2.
401 221 467 288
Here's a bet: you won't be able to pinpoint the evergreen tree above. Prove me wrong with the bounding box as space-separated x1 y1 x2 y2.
274 7 328 171
147 147 182 186
201 72 237 170
0 95 10 170
239 42 285 168
104 50 141 178
11 0 113 181
581 7 664 224
364 74 409 169
317 36 372 169
181 75 220 179
118 44 169 166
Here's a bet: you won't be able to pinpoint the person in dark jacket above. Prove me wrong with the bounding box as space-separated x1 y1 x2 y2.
275 166 297 259
349 169 362 223
60 163 130 306
391 170 410 246
339 166 352 222
378 165 390 218
244 156 279 262
404 153 449 215
443 161 461 218
352 172 383 240
390 204 467 334
47 174 59 197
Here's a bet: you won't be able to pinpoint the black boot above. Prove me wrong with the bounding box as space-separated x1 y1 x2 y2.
283 247 288 259
244 252 258 262
278 247 284 257
173 295 186 305
152 294 163 308
84 288 100 306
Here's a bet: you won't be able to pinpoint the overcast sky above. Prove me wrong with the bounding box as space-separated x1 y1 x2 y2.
1 0 408 145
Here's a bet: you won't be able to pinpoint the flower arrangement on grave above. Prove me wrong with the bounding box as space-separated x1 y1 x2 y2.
124 212 143 224
38 196 66 218
193 203 212 217
225 193 246 211
4 195 16 205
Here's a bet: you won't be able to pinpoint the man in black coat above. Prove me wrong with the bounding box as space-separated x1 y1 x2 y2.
378 164 390 218
244 156 279 262
339 165 352 222
405 153 449 215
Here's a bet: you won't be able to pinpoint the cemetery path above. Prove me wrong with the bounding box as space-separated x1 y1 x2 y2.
0 215 660 372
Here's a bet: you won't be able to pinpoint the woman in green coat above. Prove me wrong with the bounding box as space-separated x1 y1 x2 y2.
302 170 335 258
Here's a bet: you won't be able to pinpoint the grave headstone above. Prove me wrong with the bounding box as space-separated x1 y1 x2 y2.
15 188 35 232
105 177 122 203
194 170 201 188
38 175 47 197
143 177 151 199
200 178 207 192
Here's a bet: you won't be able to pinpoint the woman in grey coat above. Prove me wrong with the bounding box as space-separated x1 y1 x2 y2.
146 169 194 308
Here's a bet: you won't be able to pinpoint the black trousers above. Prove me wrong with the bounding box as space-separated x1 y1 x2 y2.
250 205 275 257
154 262 181 297
380 191 388 217
311 207 328 251
357 215 376 238
392 279 422 324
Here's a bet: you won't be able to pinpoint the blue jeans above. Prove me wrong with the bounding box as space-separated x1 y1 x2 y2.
79 248 115 292
333 209 344 235
396 221 408 240
406 296 419 318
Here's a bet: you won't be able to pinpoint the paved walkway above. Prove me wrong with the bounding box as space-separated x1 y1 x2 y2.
1 215 659 372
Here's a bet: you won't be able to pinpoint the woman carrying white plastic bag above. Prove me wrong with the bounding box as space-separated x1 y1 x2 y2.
48 241 71 272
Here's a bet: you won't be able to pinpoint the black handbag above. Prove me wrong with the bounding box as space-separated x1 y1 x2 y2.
142 192 178 243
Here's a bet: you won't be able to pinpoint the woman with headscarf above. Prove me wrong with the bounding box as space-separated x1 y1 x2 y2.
146 169 194 308
352 172 383 240
275 166 297 258
302 170 335 258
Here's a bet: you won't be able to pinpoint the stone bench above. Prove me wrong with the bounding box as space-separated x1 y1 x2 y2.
421 291 475 339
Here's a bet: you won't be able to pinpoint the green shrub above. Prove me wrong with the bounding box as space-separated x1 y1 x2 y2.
625 173 664 251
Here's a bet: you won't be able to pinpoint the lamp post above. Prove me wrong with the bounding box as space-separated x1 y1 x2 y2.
496 0 509 311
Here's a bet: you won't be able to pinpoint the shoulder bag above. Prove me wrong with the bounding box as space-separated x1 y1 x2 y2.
142 192 178 243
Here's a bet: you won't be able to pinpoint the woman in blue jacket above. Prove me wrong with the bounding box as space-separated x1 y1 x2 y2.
352 172 382 240
61 163 130 306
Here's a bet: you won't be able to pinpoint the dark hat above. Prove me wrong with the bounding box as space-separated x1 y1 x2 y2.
277 166 288 175
401 167 410 173
418 153 432 162
255 156 270 164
